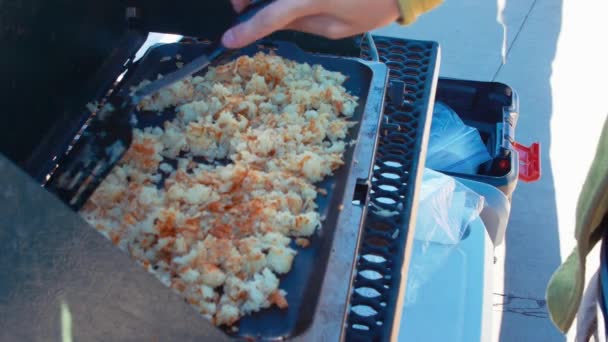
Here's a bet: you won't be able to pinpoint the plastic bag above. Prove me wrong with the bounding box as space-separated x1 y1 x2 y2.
426 102 492 174
414 169 485 245
404 169 485 305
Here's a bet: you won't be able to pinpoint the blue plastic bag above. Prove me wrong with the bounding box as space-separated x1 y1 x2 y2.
426 102 492 174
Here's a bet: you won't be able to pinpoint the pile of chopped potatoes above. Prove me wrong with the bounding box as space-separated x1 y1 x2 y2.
80 52 357 326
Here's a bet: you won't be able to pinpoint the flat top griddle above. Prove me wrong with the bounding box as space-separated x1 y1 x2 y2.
45 41 389 340
0 35 440 342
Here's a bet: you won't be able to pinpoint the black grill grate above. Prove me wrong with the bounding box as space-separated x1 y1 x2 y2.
344 36 439 341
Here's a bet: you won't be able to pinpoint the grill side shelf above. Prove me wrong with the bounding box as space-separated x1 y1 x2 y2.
344 36 440 341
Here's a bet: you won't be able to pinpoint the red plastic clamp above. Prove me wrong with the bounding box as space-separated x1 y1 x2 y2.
512 141 541 182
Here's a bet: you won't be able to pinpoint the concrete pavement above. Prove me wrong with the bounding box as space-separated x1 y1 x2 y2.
377 0 608 340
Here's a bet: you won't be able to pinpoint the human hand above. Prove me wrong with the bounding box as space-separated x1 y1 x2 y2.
222 0 401 49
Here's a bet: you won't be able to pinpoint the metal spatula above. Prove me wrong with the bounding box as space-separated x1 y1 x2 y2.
47 0 274 210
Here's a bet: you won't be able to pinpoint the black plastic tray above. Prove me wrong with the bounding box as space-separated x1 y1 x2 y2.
345 36 440 341
47 41 389 340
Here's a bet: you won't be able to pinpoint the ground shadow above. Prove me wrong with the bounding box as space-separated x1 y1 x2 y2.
492 0 564 340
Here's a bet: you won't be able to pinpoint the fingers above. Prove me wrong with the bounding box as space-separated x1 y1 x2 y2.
222 0 314 49
286 15 355 40
230 0 250 13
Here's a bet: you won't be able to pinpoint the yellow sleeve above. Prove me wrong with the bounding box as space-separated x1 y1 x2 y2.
397 0 443 25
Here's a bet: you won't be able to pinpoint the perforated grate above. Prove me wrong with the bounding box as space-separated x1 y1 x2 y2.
344 36 439 341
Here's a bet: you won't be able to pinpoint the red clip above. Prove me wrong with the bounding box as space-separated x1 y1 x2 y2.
512 141 541 182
